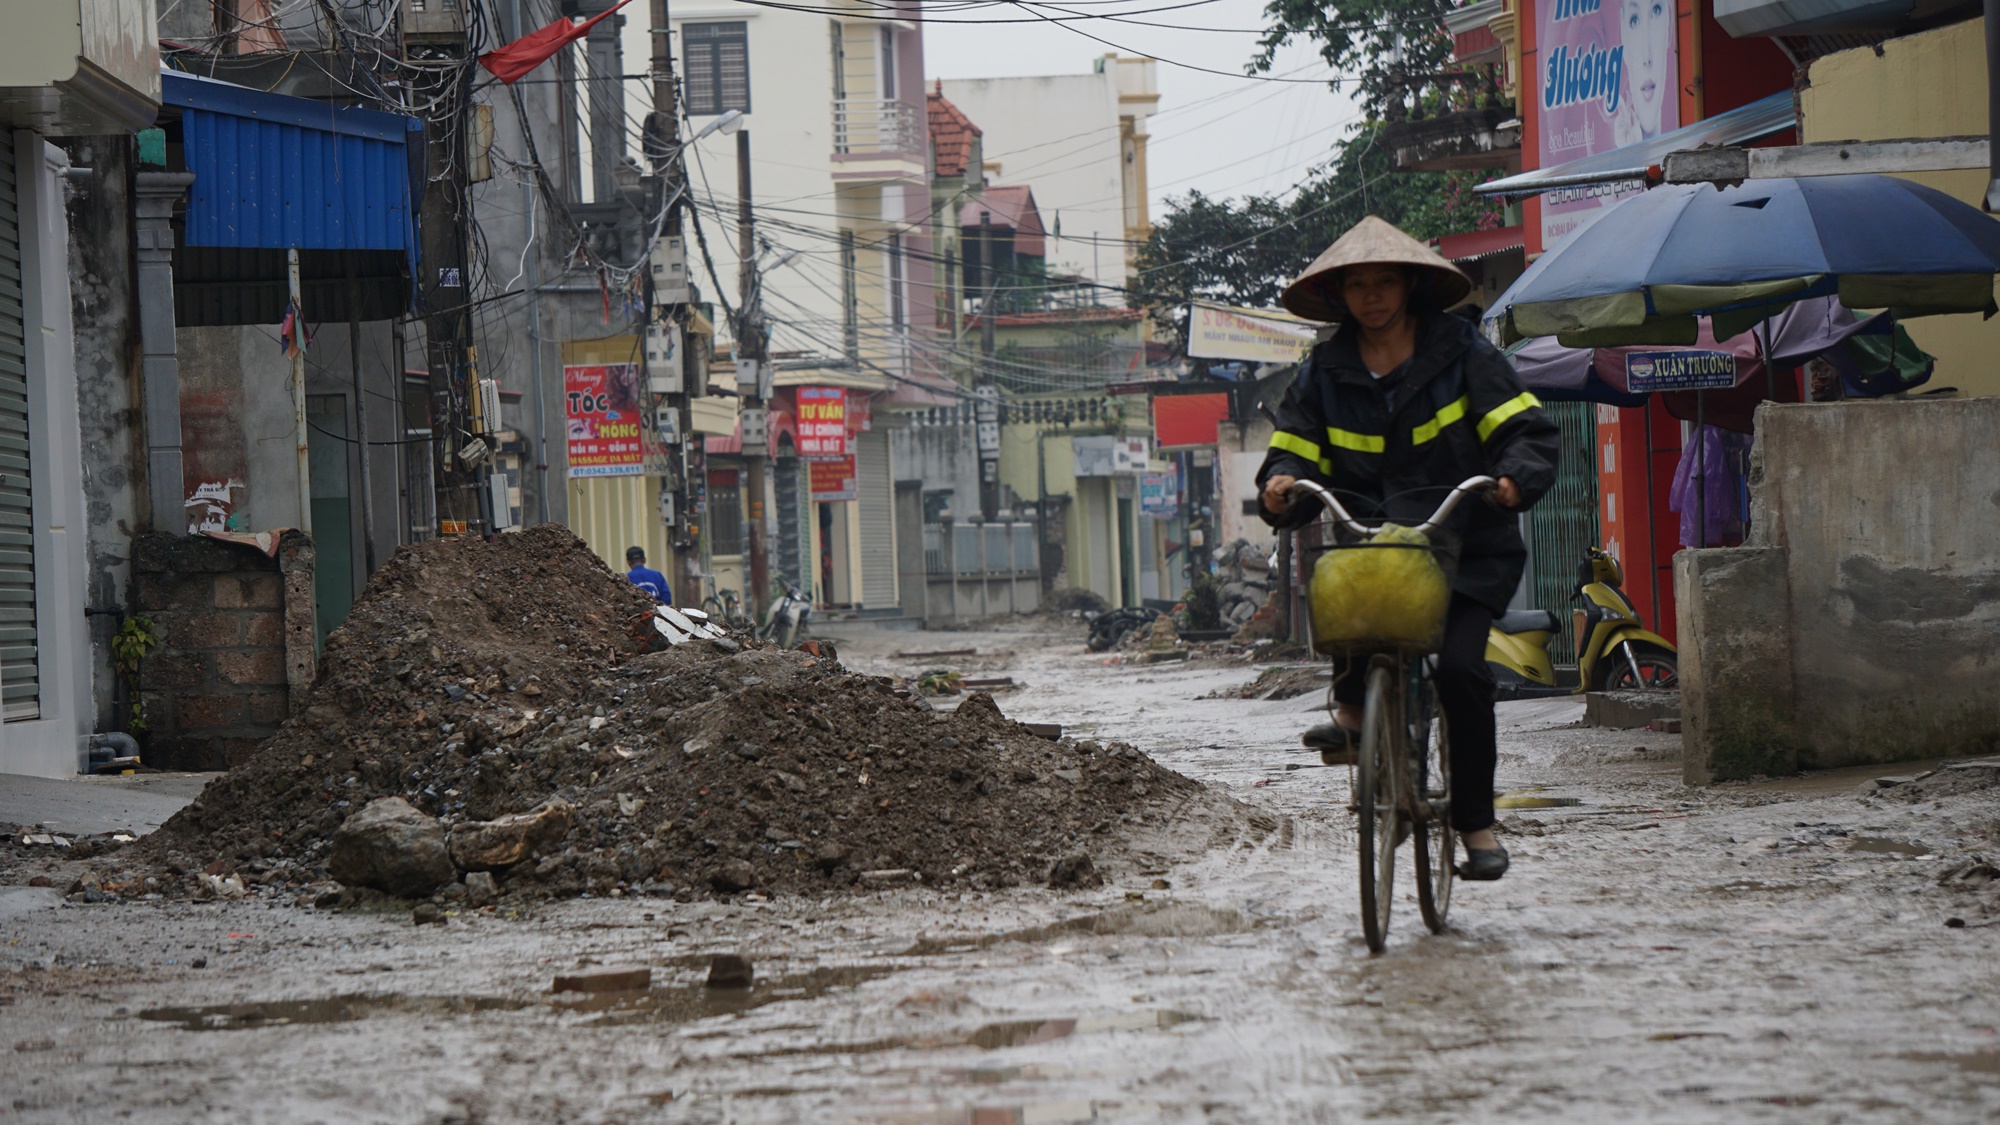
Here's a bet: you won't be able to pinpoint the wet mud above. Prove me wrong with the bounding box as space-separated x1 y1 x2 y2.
4 624 1999 1123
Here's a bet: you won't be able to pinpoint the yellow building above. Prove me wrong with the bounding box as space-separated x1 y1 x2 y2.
1798 18 1999 398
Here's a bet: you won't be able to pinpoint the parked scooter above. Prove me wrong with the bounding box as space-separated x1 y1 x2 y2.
1486 547 1677 696
761 583 813 649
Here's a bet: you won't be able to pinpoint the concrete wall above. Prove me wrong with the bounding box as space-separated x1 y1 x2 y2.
942 68 1132 290
1678 398 2000 781
891 420 981 518
1800 19 2000 399
1214 417 1277 555
60 134 142 735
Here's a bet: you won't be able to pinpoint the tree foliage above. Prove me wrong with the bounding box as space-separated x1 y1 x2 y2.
1132 123 1505 348
1253 0 1460 119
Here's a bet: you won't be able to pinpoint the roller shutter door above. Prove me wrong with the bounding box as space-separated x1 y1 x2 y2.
856 430 897 609
0 131 38 722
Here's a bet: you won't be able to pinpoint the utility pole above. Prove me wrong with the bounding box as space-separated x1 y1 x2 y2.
976 211 1000 521
737 129 771 621
650 0 699 604
409 13 483 537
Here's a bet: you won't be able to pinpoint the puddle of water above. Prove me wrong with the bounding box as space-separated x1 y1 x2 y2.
969 1010 1199 1049
1846 836 1927 857
1902 1050 2000 1074
137 964 900 1033
756 1009 1201 1059
136 994 528 1031
903 903 1244 957
570 965 900 1028
1494 795 1583 809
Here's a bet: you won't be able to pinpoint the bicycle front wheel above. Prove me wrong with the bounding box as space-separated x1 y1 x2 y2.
1356 661 1400 954
1414 710 1454 934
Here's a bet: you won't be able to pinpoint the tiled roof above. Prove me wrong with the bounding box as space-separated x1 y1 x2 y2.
928 86 982 178
962 185 1045 257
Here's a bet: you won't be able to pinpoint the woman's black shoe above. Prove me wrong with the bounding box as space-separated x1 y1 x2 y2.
1303 722 1362 766
1457 844 1510 881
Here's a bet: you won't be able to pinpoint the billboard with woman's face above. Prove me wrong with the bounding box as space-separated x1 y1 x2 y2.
1536 0 1678 250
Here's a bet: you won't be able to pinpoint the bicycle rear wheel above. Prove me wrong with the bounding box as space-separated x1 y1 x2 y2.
1356 661 1399 954
1414 710 1454 934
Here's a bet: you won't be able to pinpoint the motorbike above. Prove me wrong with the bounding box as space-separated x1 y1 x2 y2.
760 582 813 649
1086 606 1160 653
1486 547 1678 696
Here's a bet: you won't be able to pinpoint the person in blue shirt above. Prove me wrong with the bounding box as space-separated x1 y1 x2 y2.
625 546 671 604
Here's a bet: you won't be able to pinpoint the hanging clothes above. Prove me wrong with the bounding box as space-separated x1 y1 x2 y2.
1668 425 1752 549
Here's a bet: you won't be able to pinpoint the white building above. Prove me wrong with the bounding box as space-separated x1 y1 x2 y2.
942 56 1159 292
665 0 954 616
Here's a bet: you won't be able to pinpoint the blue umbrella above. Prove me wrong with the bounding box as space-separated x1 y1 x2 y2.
1488 174 2000 347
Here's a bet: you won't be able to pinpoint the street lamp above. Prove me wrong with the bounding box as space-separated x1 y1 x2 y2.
691 109 745 143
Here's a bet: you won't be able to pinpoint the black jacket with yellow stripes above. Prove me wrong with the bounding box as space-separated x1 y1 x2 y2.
1255 313 1562 614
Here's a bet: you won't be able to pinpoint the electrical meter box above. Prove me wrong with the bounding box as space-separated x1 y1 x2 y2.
646 321 684 393
649 236 690 305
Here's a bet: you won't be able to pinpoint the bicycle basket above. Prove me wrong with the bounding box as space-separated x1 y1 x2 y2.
1308 523 1460 655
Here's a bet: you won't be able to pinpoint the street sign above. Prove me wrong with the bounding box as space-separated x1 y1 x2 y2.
1624 350 1738 393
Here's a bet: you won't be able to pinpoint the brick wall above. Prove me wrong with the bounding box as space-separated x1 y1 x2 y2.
132 533 314 770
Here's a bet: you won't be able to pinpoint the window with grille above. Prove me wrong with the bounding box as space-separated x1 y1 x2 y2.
684 22 749 115
708 471 744 556
887 234 905 330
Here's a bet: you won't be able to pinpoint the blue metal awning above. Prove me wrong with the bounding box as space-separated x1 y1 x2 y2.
161 69 421 256
1477 92 1796 198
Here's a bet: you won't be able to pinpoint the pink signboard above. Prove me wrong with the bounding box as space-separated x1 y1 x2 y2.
564 363 644 478
1536 0 1678 250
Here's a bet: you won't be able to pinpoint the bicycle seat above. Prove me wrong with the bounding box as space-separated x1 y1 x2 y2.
1493 609 1559 636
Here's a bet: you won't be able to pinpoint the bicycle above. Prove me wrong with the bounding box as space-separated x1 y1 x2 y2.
1289 474 1496 954
700 588 747 629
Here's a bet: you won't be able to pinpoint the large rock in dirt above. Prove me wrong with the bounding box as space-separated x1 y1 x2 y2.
448 800 574 871
327 797 455 898
1048 852 1102 890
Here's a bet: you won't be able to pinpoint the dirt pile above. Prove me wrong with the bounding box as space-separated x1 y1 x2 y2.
134 526 1233 902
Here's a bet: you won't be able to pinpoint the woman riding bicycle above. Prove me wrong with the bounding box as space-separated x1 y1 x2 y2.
1256 216 1561 882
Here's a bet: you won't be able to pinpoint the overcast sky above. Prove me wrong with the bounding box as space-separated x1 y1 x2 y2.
921 1 1359 215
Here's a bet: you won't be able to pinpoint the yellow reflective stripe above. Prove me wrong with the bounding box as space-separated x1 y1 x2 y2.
1268 430 1332 474
1269 430 1321 461
1477 392 1542 441
1410 396 1469 446
1326 427 1385 454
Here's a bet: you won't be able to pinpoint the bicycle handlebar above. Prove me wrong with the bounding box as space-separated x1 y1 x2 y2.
1286 475 1498 536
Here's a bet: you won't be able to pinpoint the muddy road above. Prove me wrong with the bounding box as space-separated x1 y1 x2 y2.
5 623 1998 1123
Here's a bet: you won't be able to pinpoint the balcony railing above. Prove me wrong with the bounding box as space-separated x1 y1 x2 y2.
832 98 922 156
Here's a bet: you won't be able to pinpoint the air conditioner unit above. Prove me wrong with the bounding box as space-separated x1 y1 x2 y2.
649 236 690 305
476 378 504 435
646 321 684 393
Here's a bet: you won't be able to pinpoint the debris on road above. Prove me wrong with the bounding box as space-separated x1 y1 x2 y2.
554 967 652 993
705 955 754 990
327 797 456 899
125 526 1235 903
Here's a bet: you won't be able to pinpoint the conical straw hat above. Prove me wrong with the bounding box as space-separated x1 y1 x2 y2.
1281 215 1473 322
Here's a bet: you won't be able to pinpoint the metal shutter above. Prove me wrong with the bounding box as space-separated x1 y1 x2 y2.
0 131 38 722
856 430 897 609
773 455 811 592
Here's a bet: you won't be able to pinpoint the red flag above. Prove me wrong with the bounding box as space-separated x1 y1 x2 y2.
478 0 632 85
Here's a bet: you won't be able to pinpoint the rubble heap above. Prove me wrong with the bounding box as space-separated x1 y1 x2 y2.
1211 540 1273 630
136 525 1229 901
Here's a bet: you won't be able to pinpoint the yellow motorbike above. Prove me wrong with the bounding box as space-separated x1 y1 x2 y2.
1485 547 1677 695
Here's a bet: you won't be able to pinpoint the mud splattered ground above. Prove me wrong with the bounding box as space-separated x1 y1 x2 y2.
4 623 1998 1123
